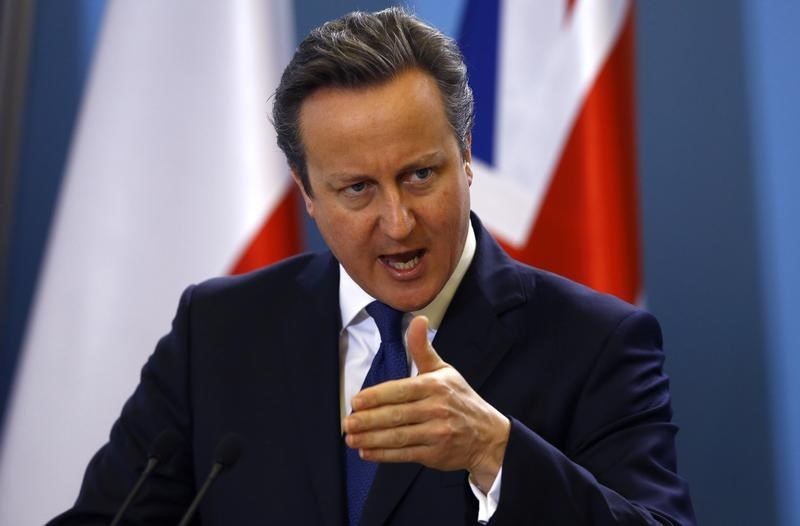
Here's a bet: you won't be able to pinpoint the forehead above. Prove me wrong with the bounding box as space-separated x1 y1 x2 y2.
297 69 458 175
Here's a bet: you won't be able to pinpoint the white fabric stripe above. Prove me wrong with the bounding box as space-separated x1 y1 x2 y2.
0 1 294 523
471 0 630 246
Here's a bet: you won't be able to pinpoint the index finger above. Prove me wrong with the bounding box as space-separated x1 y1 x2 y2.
351 375 429 412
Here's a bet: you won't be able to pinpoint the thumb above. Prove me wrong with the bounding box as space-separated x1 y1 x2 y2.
407 315 447 374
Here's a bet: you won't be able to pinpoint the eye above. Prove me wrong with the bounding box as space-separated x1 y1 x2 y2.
411 167 432 181
349 181 367 193
341 180 371 198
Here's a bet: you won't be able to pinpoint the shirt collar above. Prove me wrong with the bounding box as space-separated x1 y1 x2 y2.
339 220 477 331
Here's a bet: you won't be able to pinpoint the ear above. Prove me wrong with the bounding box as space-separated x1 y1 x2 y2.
463 133 473 187
291 168 315 217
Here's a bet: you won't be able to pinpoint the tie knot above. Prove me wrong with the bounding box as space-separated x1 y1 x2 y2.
365 301 404 344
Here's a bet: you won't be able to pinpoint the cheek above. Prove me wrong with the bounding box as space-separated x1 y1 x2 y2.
319 209 372 252
428 186 467 227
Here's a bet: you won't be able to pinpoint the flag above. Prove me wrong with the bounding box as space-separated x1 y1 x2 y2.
0 1 299 523
463 0 641 303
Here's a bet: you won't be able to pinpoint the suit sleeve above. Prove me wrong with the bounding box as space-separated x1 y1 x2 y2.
47 286 199 525
489 311 695 526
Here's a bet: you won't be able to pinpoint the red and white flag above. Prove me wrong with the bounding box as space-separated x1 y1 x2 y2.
466 0 641 303
0 1 299 523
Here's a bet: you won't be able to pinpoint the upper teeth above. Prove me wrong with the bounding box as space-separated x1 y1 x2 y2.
389 256 419 270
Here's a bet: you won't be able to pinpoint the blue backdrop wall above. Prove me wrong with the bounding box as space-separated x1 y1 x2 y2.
745 3 800 524
1 1 798 524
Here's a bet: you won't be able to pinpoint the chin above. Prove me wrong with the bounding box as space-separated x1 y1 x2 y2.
382 289 437 312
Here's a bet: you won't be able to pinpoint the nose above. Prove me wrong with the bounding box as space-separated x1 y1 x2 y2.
378 189 416 241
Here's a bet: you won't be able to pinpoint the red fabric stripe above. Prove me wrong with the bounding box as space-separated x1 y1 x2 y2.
499 8 641 303
566 0 577 15
229 185 302 275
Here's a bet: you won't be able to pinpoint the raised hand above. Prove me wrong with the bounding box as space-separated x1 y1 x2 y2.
343 315 510 491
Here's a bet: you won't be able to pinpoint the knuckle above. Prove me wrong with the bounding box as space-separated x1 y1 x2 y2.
432 402 451 420
391 407 404 425
436 422 455 440
396 381 409 401
396 428 409 447
417 376 432 392
432 379 453 397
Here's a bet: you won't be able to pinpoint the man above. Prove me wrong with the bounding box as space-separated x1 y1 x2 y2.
52 8 695 525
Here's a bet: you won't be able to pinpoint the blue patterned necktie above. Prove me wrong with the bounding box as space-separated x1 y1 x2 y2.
345 301 409 526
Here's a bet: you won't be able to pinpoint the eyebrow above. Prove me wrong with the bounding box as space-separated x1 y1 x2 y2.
397 151 446 173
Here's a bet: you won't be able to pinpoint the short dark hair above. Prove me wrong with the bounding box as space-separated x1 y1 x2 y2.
272 7 474 196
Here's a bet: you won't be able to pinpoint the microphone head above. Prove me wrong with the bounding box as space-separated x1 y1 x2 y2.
214 433 243 468
148 428 182 463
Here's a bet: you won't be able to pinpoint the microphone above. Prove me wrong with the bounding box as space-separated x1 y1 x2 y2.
110 428 182 526
176 433 243 526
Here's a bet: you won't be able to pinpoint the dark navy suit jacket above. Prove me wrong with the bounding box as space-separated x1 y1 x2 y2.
51 215 695 525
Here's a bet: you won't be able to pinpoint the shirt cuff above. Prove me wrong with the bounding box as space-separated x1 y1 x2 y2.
468 466 503 524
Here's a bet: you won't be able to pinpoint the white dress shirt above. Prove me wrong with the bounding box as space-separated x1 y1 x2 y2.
338 221 501 523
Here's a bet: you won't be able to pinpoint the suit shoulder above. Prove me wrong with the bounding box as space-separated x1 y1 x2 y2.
470 218 647 329
505 263 665 374
514 262 652 330
186 251 335 307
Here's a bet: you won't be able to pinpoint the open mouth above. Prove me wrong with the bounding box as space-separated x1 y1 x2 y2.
379 249 425 271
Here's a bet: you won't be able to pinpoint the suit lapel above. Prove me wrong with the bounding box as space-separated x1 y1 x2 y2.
360 216 528 526
435 218 527 390
279 253 346 526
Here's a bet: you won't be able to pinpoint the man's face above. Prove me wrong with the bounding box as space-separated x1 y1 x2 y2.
294 68 473 312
